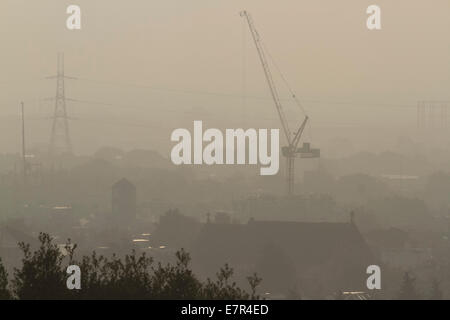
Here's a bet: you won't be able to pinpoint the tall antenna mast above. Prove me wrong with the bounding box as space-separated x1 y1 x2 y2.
21 101 27 185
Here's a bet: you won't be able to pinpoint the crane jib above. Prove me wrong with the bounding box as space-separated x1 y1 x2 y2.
241 11 292 143
241 10 319 195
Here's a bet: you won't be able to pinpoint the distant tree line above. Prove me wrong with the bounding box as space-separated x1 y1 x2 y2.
0 233 261 300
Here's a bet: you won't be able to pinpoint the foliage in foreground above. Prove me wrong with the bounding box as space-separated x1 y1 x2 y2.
0 258 11 300
1 233 261 300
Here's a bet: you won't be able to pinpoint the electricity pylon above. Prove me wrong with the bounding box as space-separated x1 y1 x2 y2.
48 53 76 156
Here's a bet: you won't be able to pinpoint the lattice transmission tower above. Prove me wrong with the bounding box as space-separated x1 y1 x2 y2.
48 53 76 156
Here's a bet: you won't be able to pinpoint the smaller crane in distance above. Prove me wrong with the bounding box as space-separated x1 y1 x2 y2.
240 10 320 196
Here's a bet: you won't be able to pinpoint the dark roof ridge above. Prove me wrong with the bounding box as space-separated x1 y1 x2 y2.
248 220 352 226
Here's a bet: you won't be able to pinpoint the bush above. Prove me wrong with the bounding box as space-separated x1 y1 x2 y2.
0 258 11 300
3 232 260 300
12 233 76 299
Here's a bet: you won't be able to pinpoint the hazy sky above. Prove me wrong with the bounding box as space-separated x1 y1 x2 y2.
0 0 449 154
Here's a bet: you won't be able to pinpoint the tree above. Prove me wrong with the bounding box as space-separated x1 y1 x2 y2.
397 272 420 300
149 249 203 299
202 264 261 300
8 232 260 300
12 233 76 300
0 258 11 300
76 250 154 299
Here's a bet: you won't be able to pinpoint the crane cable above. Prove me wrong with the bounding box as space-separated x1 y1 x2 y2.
242 14 247 126
260 41 313 142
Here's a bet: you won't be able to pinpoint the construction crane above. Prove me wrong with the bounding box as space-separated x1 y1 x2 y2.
240 10 319 195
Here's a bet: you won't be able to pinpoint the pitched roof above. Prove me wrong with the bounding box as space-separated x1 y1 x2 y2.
192 219 375 286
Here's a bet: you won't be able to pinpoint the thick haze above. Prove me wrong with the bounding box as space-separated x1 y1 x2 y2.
1 1 450 301
0 0 449 155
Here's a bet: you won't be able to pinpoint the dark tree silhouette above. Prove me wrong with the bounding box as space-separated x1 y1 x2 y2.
12 233 76 300
202 264 261 300
76 249 155 299
0 258 11 300
4 232 260 300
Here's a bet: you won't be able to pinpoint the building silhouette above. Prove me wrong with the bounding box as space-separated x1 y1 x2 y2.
192 219 375 298
111 178 137 225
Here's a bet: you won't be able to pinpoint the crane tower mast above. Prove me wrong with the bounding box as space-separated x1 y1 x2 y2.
240 10 319 195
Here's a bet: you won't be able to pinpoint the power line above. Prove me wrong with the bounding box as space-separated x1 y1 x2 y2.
74 77 419 109
1 75 427 110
